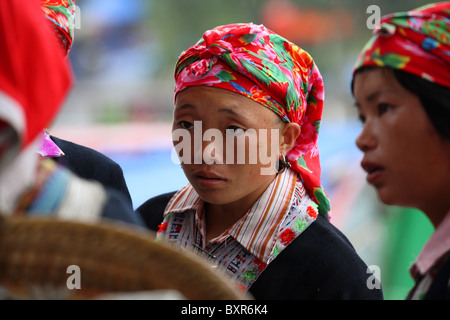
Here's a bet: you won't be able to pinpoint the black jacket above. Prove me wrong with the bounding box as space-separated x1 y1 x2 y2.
50 135 133 208
407 254 450 300
137 192 384 300
424 255 450 299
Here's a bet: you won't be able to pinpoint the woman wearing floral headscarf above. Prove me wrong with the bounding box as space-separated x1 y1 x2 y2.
138 23 383 299
352 2 450 299
38 0 134 207
0 0 142 226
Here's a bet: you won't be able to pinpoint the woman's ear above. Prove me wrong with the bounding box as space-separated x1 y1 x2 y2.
279 122 301 155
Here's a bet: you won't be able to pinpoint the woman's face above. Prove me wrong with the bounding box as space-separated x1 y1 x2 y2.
173 86 286 211
353 68 450 218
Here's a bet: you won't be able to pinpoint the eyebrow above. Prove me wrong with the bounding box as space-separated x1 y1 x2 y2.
366 90 383 103
176 104 240 116
354 88 394 108
218 108 239 116
176 104 196 111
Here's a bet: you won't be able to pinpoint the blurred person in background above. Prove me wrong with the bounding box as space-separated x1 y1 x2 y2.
352 2 450 299
38 0 133 208
138 23 383 300
0 0 142 226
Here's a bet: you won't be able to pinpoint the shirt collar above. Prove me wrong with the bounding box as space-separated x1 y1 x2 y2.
164 169 298 263
411 210 450 277
38 131 64 158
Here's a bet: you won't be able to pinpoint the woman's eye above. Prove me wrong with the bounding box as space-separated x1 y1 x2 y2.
226 126 245 135
378 103 393 115
358 114 366 124
178 121 194 130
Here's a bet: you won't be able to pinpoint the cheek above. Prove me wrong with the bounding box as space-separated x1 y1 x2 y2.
226 164 275 200
225 161 274 191
399 123 435 157
224 132 261 165
382 120 441 188
378 110 426 158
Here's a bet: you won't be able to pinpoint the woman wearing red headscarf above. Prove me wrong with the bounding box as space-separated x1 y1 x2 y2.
138 23 383 299
0 0 142 226
352 2 450 299
38 0 134 207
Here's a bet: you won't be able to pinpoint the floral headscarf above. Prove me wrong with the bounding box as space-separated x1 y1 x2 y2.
0 0 72 160
174 23 331 219
353 2 450 88
38 0 76 158
41 0 76 54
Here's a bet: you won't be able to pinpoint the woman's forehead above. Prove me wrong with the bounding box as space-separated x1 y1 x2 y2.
353 68 397 99
176 86 261 111
174 86 280 123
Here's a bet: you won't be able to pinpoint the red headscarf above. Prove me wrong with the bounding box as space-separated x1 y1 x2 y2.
0 0 73 150
353 2 450 88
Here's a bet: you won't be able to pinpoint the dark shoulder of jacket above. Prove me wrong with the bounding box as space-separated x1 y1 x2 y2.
50 135 133 206
136 191 177 232
250 216 384 300
50 136 119 166
424 253 450 300
101 187 145 228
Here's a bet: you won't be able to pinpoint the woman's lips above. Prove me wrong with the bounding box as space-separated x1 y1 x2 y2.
195 171 227 188
366 168 384 185
361 160 385 185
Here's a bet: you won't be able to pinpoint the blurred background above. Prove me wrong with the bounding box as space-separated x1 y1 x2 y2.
49 0 436 300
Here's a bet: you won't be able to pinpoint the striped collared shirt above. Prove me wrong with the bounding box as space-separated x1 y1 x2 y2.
157 168 318 291
161 168 309 263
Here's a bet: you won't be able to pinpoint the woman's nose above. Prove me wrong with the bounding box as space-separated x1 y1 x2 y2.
202 134 224 164
355 123 377 152
192 128 224 165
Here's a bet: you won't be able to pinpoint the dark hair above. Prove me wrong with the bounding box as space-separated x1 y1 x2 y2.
352 66 450 140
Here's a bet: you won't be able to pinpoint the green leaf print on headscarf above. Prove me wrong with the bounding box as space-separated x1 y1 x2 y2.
297 156 311 173
314 188 331 220
371 48 411 69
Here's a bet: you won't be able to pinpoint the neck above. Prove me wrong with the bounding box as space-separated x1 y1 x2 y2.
419 182 450 228
424 204 450 229
204 175 276 242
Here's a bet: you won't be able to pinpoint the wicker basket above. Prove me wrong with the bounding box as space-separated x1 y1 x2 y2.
0 216 247 300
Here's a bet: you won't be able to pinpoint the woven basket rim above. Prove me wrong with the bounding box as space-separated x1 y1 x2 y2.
0 216 248 300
